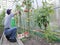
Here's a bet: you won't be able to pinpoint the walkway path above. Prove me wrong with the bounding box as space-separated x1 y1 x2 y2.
0 34 24 45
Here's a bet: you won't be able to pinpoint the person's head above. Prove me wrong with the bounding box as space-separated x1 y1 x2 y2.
6 9 12 15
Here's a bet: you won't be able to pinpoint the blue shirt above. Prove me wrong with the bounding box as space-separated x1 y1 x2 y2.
4 13 14 28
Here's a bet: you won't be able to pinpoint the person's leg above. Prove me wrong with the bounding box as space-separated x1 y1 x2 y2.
4 27 17 42
9 27 17 42
9 27 17 39
4 28 13 40
4 27 17 39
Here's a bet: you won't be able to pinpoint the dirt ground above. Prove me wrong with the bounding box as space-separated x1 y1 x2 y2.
23 36 60 45
23 38 49 45
23 36 49 45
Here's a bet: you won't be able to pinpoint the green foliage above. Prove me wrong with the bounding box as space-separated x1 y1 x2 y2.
16 5 23 11
0 10 5 35
43 26 60 43
0 10 5 24
29 27 60 43
32 1 60 42
23 0 32 8
35 2 54 30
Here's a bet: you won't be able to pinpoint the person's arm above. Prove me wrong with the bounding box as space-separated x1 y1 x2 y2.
10 11 21 17
14 11 21 15
14 11 18 15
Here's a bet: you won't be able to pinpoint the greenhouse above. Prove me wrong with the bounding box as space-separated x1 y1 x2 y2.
0 0 60 45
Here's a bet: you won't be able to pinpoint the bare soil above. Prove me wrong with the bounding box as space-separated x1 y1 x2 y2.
23 36 49 45
23 36 60 45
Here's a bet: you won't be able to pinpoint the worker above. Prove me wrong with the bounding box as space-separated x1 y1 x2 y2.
4 9 20 42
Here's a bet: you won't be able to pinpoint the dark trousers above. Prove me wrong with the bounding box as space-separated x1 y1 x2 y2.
4 27 17 39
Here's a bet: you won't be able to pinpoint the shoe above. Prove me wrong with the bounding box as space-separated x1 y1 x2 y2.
9 38 17 42
6 36 10 40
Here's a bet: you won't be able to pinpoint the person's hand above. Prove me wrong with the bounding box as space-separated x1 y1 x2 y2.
14 10 21 15
18 11 21 15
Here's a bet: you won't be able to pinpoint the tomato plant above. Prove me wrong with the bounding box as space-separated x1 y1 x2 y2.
35 1 54 30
